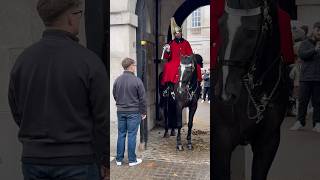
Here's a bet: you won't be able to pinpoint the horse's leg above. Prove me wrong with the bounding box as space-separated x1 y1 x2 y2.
213 126 235 180
176 107 184 151
163 97 169 138
187 101 198 150
251 127 281 180
170 128 176 136
176 128 183 151
170 97 176 136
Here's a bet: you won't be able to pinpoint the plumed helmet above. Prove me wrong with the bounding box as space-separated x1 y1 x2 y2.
171 17 182 39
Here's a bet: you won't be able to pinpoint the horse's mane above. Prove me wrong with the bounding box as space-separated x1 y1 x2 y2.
190 54 201 91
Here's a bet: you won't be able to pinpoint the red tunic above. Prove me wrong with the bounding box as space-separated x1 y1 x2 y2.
161 39 202 85
210 0 295 69
210 0 225 70
278 8 294 64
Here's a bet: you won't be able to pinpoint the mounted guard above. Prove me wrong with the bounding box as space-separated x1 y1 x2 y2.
161 17 202 93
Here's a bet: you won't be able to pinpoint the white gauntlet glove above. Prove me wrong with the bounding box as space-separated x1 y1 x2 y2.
164 44 170 52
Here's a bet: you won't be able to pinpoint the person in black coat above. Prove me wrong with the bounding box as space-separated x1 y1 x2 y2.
201 69 211 103
8 0 108 179
290 22 320 132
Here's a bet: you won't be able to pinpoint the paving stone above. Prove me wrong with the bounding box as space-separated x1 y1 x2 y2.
110 126 210 179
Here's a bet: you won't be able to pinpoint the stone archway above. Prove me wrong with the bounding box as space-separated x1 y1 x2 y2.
166 0 210 42
110 0 212 157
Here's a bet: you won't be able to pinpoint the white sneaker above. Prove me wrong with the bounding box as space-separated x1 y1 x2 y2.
208 100 210 104
201 100 205 103
312 123 320 133
290 121 303 131
116 161 122 166
129 158 142 167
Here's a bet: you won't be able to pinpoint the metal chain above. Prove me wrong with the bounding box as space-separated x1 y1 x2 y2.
243 60 282 124
187 80 199 101
240 0 281 124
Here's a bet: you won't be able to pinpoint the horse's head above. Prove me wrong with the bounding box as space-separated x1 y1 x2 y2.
177 55 197 93
216 0 279 104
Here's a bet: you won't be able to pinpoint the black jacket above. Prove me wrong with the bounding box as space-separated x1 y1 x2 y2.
203 73 210 88
8 30 108 165
113 71 147 114
298 38 320 82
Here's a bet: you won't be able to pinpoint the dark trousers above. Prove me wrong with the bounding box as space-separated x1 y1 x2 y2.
203 87 210 101
22 163 100 180
297 81 320 126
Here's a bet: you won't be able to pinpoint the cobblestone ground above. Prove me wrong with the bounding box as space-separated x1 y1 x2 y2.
110 127 210 180
110 102 210 180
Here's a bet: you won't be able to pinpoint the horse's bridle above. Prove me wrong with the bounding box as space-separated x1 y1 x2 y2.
177 55 198 100
221 0 283 123
221 0 273 69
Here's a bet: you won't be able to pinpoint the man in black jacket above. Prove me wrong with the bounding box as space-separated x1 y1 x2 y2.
290 22 320 132
201 69 211 103
8 0 108 179
113 58 147 167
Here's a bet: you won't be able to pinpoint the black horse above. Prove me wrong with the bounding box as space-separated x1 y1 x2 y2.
213 0 289 179
159 72 176 137
160 54 202 150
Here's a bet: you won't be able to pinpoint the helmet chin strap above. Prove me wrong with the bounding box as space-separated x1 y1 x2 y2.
175 37 183 43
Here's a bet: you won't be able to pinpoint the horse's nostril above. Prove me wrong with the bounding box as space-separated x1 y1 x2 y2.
221 93 231 102
220 92 238 103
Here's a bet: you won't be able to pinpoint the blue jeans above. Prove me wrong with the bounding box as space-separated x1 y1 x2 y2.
22 163 100 180
116 112 141 163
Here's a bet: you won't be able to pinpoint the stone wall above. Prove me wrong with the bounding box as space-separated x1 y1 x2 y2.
296 0 320 31
109 0 191 157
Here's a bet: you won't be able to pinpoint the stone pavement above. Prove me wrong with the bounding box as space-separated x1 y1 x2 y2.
243 112 320 180
110 101 210 180
266 116 320 180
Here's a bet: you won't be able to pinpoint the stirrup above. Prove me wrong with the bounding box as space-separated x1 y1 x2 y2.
171 91 176 100
163 87 170 97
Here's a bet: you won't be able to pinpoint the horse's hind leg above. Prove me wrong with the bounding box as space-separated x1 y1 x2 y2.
187 102 198 150
170 128 176 136
251 128 281 180
163 125 169 138
163 108 169 138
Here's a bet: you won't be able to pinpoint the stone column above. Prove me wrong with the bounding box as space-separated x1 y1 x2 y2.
296 0 320 29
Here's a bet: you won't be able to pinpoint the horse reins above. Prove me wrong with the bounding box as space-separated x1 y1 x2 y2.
223 0 283 123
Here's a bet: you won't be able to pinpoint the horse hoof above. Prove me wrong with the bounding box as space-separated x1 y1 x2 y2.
177 145 184 151
170 131 176 136
163 133 170 138
187 144 193 150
